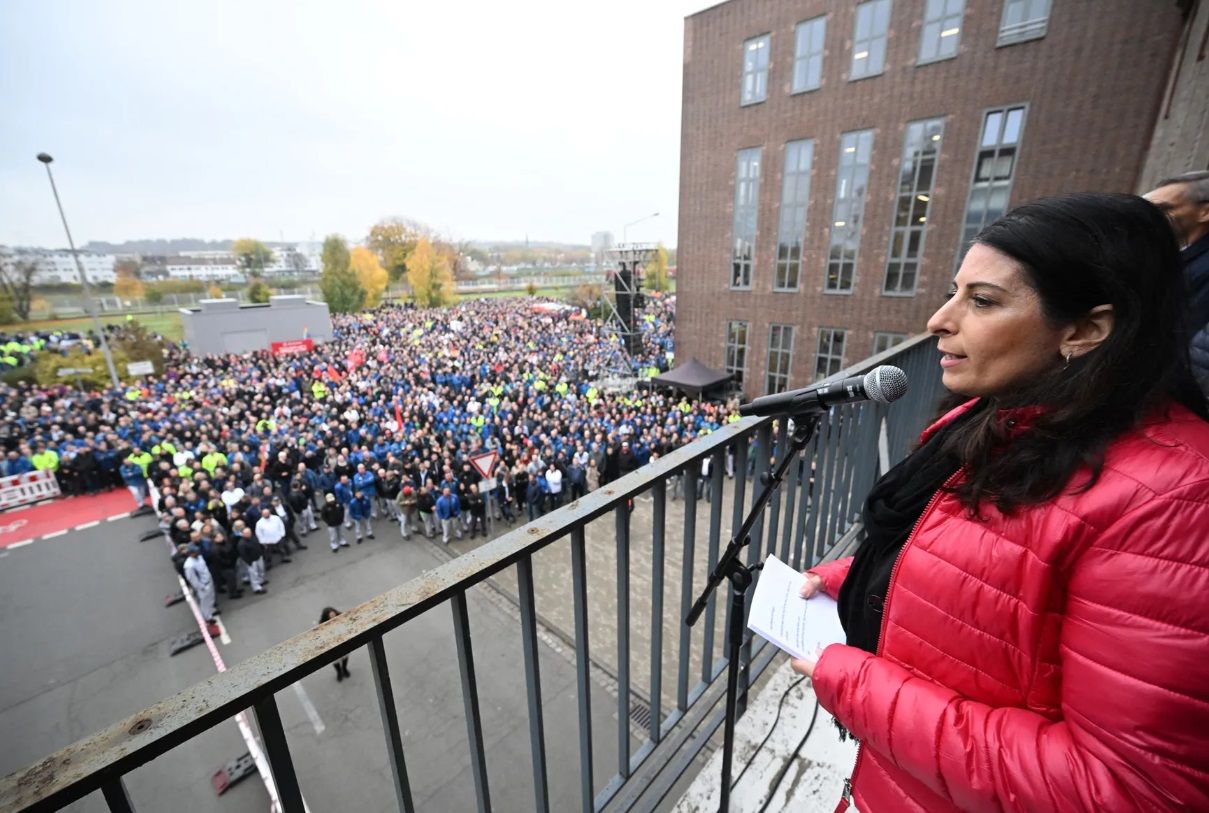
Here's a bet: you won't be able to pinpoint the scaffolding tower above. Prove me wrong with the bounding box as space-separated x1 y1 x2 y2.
597 243 655 380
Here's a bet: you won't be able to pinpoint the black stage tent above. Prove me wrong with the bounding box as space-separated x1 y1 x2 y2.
650 358 732 399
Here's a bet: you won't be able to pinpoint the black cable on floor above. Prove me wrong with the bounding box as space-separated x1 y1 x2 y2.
758 696 820 813
730 674 810 790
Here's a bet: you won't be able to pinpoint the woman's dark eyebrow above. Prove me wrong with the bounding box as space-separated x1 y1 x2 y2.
958 281 1011 294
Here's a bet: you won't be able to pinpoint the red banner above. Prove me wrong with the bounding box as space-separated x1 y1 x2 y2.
270 339 315 356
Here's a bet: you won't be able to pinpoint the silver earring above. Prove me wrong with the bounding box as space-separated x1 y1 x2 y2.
1063 352 1073 370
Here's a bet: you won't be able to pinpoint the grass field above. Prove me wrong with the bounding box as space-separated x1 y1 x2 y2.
2 312 184 341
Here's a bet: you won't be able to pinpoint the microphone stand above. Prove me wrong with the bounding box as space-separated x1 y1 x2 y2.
685 411 823 813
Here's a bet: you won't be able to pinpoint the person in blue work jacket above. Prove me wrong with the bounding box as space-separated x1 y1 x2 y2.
120 458 147 509
348 489 375 543
352 463 379 519
435 486 462 544
334 474 355 529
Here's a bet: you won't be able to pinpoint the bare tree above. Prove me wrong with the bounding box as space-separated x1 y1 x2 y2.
0 259 39 321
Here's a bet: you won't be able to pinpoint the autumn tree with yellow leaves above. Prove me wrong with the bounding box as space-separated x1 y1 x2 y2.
114 268 145 302
350 246 389 308
407 237 454 308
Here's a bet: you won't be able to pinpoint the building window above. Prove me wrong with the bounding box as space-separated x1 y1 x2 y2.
815 328 847 381
731 147 762 289
775 139 815 291
741 34 771 105
825 129 874 293
919 0 964 63
766 324 795 394
872 331 907 355
998 0 1050 46
851 0 892 80
884 118 944 295
725 321 750 384
792 16 826 93
958 105 1026 262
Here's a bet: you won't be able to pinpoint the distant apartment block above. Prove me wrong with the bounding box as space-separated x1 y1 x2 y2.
675 0 1203 397
0 247 118 285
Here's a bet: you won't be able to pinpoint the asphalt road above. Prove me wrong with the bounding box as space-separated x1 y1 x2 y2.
0 512 637 812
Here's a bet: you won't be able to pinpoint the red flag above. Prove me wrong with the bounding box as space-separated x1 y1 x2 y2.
394 400 403 432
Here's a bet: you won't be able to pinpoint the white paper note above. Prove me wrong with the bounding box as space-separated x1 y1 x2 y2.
747 554 846 660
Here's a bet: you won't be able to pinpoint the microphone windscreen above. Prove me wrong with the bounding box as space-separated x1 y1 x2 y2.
863 365 908 404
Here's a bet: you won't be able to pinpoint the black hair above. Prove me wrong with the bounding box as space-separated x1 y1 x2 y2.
319 606 340 623
938 192 1208 514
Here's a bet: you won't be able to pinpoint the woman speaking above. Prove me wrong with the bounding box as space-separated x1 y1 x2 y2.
795 193 1209 811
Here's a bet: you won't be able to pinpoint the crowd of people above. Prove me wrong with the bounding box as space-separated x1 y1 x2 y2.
0 295 744 620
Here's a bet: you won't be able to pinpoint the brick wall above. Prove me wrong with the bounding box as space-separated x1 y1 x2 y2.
677 0 1183 398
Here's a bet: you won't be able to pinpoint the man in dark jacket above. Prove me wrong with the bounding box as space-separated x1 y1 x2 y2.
1146 171 1209 394
321 493 349 551
617 441 639 478
212 533 243 599
416 485 436 538
464 484 487 538
236 527 267 593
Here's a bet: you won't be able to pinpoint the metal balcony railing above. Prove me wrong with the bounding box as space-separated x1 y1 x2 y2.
0 333 943 813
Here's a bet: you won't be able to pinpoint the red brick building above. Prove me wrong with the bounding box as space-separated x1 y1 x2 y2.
675 0 1190 397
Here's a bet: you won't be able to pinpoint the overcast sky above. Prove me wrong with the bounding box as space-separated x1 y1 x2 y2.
1 0 714 249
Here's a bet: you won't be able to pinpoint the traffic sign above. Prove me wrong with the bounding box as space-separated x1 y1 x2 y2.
469 450 499 480
57 367 92 377
478 476 497 493
127 360 155 376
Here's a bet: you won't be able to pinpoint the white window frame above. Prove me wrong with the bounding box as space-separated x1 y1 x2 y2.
872 331 907 356
825 129 875 294
814 327 847 382
850 0 892 80
997 0 1050 46
775 138 815 291
731 147 762 289
741 34 771 105
725 320 750 384
766 324 795 394
956 104 1027 266
918 0 964 64
792 16 827 93
883 117 945 296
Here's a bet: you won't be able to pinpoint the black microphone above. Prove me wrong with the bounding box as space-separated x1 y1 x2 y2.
738 365 908 417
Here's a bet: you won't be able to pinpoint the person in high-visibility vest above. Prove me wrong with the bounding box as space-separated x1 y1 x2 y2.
201 448 228 475
31 444 59 472
126 448 153 476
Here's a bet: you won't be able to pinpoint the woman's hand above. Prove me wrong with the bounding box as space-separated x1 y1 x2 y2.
792 572 826 678
789 654 818 678
799 570 824 599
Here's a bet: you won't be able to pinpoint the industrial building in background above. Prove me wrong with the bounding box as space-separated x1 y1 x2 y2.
674 0 1209 399
180 296 332 356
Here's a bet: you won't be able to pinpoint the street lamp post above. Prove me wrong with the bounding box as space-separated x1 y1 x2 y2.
623 211 660 244
36 153 120 389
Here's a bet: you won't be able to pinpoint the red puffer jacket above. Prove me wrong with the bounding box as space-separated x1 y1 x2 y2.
809 400 1209 812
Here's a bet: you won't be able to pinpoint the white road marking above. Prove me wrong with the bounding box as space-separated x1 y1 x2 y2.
75 521 100 530
106 513 128 522
292 683 326 735
35 499 54 506
7 539 33 549
215 616 232 645
42 530 67 539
